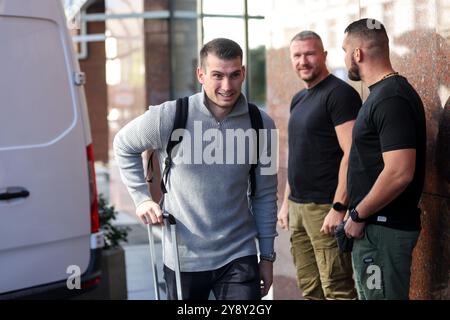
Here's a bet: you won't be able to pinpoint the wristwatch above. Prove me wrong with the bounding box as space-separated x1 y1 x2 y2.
332 202 348 213
260 252 276 262
349 207 367 223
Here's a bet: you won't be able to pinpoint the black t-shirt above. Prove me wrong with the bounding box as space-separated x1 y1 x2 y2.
348 75 426 231
288 74 362 204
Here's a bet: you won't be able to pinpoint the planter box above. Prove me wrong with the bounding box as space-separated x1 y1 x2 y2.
75 246 128 300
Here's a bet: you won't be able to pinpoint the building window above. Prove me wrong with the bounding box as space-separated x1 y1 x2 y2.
65 0 267 110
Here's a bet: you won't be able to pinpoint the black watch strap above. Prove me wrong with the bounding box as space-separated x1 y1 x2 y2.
332 202 348 213
259 252 276 262
350 207 367 223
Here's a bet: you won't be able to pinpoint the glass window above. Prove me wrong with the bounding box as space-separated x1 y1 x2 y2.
106 0 145 13
202 17 246 51
106 0 146 136
248 0 268 16
172 0 199 97
174 0 198 11
202 0 244 15
173 18 200 97
248 18 266 107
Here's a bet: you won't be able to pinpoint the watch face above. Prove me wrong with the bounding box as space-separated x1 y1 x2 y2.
350 208 365 222
333 202 347 212
350 209 358 221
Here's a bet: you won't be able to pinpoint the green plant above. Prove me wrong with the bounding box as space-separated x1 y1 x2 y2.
98 194 131 250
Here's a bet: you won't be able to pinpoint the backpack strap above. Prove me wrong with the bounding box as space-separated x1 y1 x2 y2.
247 103 264 197
160 96 189 194
145 97 189 193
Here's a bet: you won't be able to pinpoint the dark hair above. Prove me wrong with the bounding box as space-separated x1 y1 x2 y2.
290 30 324 51
344 18 389 56
200 38 243 69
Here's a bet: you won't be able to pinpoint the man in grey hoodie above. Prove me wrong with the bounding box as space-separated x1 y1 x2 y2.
113 38 278 300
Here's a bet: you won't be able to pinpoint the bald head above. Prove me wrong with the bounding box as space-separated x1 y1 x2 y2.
344 18 390 60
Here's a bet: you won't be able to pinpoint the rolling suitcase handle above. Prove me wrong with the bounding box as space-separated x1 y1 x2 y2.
146 211 183 300
146 222 160 300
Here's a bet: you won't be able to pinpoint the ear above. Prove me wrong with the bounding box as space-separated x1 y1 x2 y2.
197 66 205 84
354 48 363 63
323 50 328 59
241 65 246 80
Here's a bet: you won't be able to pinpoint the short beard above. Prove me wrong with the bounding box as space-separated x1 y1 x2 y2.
347 55 361 81
300 68 320 84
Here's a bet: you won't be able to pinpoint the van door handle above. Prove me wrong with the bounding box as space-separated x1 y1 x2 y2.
0 187 30 201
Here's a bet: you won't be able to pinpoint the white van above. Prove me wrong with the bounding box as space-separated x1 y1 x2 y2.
0 0 104 299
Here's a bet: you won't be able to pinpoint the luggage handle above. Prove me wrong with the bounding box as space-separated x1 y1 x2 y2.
147 211 183 300
162 211 176 225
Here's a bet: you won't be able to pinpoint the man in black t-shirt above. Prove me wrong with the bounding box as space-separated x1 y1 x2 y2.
277 31 361 299
342 19 426 300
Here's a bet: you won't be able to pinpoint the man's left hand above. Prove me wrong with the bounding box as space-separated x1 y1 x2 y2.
259 260 273 297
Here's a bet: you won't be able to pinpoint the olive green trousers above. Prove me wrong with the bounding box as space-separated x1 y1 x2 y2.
288 200 357 300
351 224 419 300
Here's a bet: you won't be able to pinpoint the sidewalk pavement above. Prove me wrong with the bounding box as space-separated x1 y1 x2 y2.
113 211 166 300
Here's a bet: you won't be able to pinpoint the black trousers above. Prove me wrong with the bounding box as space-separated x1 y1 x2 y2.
163 255 261 300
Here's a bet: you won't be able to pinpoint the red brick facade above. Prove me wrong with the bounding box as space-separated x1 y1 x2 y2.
79 0 108 164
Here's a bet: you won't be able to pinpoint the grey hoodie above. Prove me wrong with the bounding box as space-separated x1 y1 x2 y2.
113 91 278 272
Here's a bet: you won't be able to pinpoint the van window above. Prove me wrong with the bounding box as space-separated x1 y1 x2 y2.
0 16 76 149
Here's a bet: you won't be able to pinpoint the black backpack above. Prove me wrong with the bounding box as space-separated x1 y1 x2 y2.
146 97 264 197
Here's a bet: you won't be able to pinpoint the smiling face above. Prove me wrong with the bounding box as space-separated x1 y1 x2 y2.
290 38 328 87
197 53 245 110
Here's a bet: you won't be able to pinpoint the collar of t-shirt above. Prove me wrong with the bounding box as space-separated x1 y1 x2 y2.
306 73 333 92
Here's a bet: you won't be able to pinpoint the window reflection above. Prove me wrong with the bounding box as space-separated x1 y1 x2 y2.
105 0 145 146
248 19 267 107
173 17 199 97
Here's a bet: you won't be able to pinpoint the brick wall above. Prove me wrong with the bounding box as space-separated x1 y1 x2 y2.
79 0 108 164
